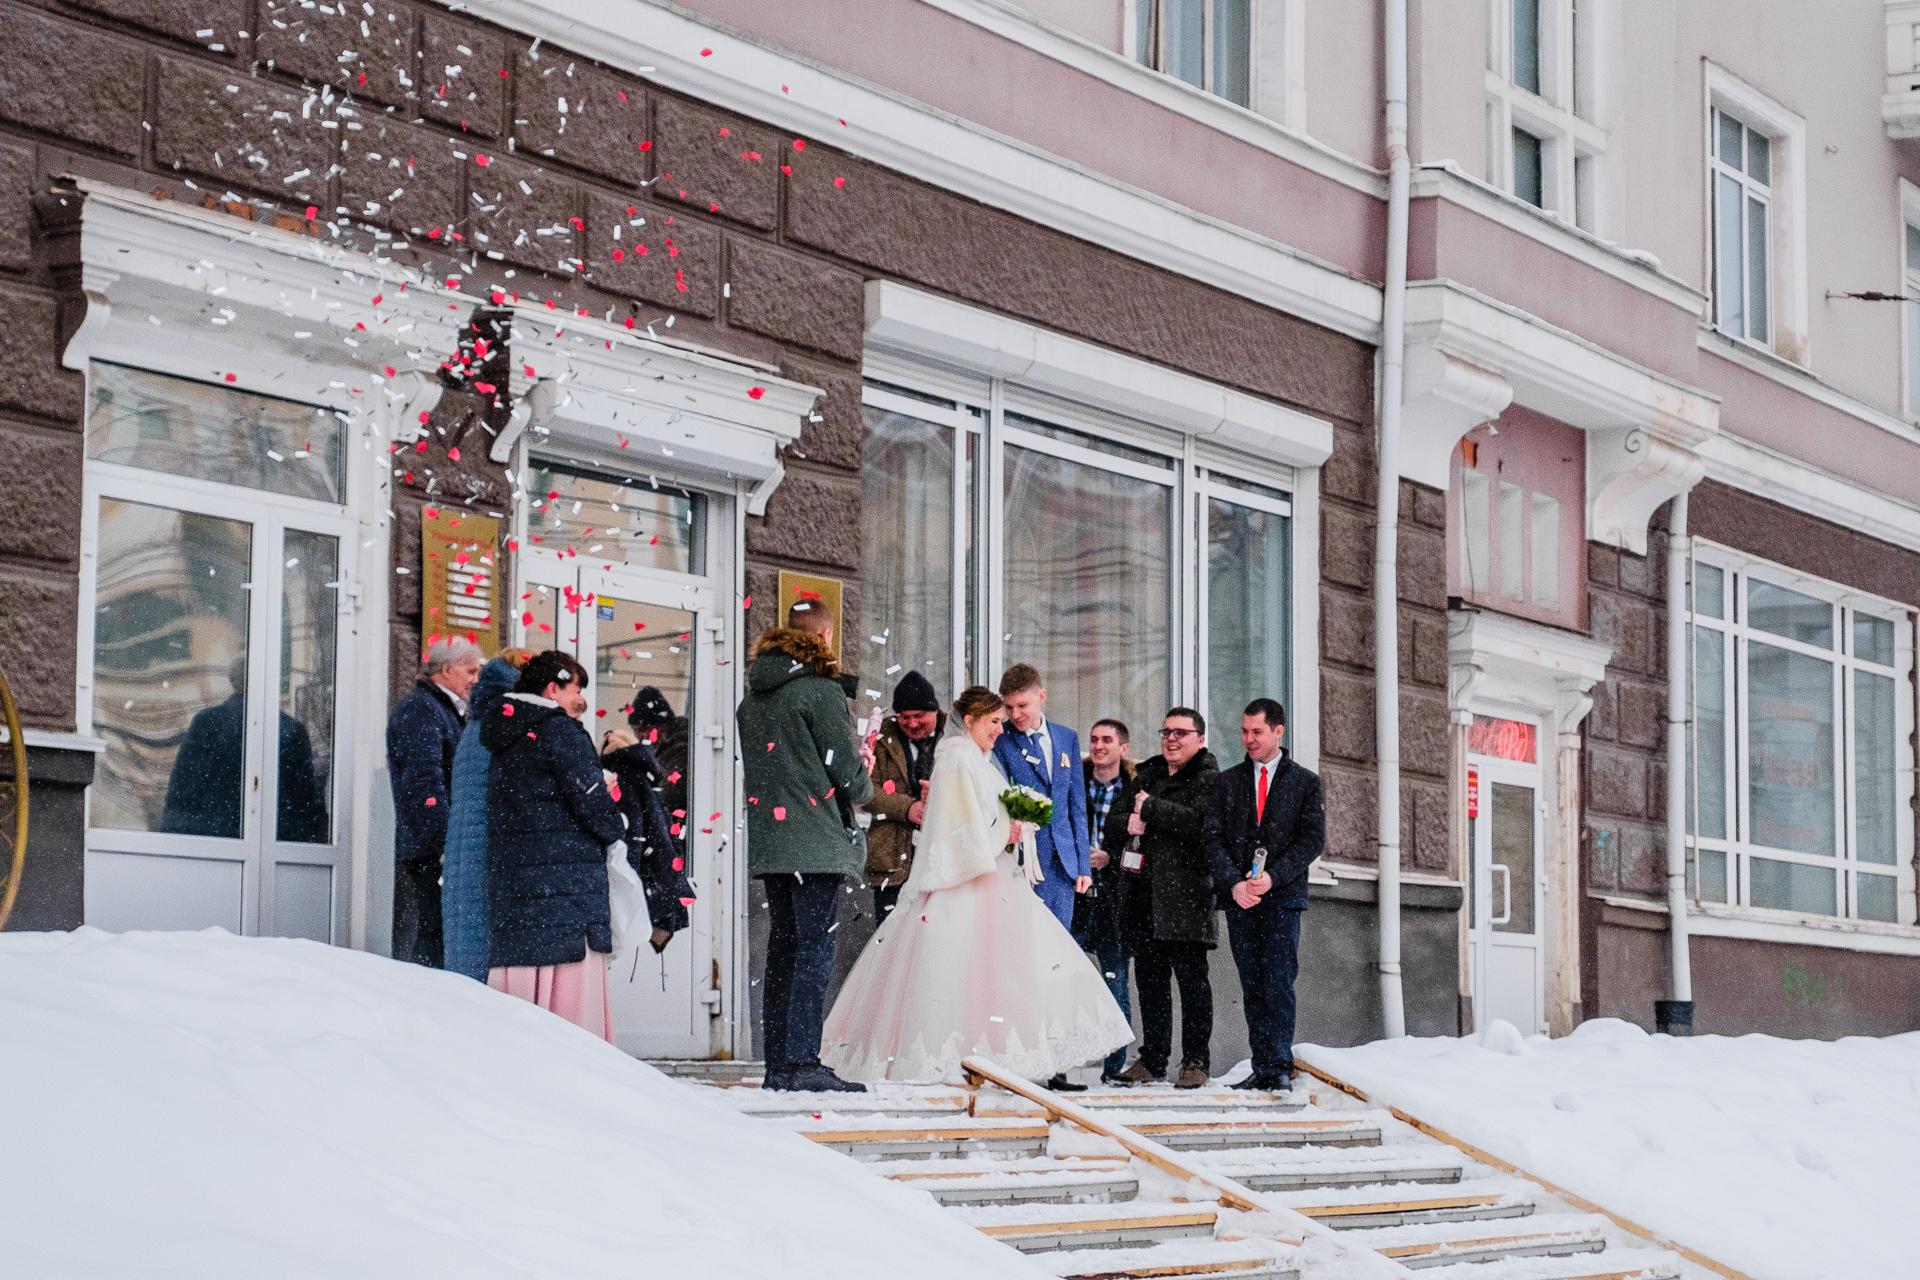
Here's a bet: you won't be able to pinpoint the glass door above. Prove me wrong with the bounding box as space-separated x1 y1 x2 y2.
1466 752 1547 1035
521 549 721 1059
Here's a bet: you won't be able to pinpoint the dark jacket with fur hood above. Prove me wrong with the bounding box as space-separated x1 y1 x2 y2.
736 628 875 877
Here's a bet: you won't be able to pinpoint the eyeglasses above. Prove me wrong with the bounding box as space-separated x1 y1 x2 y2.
1158 727 1198 740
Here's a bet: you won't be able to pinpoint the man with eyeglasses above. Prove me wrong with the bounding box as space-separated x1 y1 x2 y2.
1106 708 1220 1090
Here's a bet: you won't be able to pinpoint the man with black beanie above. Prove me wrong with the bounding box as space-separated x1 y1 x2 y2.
861 670 945 921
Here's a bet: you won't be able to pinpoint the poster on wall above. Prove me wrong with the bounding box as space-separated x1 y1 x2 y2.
421 507 504 655
777 570 845 663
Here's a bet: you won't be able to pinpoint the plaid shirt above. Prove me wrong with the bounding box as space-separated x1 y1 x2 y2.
1087 772 1123 848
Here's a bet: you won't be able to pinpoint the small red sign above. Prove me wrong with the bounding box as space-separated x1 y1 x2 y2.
1469 715 1538 764
1466 766 1480 820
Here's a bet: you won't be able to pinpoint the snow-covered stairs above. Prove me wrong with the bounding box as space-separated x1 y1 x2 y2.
669 1062 1699 1280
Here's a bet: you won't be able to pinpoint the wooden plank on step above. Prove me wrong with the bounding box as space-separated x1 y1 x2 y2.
1298 1192 1504 1219
802 1121 1049 1145
980 1208 1219 1240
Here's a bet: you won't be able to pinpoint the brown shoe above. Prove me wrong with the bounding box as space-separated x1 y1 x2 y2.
1113 1061 1159 1086
1175 1062 1210 1090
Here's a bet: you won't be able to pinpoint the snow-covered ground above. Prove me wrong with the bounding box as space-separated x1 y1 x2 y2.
0 929 1038 1279
1302 1020 1920 1280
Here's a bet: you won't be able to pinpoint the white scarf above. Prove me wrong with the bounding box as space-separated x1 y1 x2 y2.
900 736 1011 895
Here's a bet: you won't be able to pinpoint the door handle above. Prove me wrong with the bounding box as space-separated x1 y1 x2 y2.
1490 863 1512 926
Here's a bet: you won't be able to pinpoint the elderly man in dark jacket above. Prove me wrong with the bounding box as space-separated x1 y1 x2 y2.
1108 707 1220 1090
386 637 482 967
737 602 875 1093
480 651 627 1038
1206 698 1325 1093
860 670 944 922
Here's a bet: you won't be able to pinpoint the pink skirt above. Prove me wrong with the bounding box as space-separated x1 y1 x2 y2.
488 945 613 1042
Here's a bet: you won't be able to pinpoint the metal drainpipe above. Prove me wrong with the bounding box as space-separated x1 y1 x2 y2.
1659 494 1696 1035
1375 0 1411 1040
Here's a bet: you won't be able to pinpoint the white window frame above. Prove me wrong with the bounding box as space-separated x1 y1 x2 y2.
1900 179 1920 423
1485 0 1610 231
1687 542 1918 929
1125 0 1267 113
1703 64 1810 364
861 285 1329 769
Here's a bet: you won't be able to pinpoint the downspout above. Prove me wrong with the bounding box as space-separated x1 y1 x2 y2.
1659 494 1695 1034
1375 0 1411 1040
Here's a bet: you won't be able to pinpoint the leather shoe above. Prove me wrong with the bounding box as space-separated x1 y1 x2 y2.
1045 1073 1088 1093
1231 1071 1290 1092
760 1065 793 1091
1112 1061 1160 1086
1175 1062 1210 1090
776 1064 867 1093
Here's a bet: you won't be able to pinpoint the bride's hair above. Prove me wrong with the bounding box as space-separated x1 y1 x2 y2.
952 685 1004 722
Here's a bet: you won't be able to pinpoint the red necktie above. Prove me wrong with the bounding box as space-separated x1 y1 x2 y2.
1255 763 1269 826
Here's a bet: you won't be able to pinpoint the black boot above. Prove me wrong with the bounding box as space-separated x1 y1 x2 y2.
782 1063 867 1093
1045 1073 1088 1093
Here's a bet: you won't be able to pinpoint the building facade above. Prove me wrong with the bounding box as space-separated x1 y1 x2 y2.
1 0 1915 1055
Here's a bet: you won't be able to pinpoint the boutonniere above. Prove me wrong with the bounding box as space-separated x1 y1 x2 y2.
1059 750 1070 770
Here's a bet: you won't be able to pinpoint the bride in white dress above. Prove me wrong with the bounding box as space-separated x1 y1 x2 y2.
821 686 1134 1084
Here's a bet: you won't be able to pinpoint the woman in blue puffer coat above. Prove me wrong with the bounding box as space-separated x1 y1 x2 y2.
440 650 529 981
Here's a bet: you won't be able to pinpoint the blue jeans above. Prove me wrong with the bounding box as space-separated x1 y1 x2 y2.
1226 901 1302 1076
760 873 843 1070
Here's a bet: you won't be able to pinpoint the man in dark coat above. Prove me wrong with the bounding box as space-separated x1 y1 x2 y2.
1075 718 1138 1082
736 601 875 1093
161 655 329 844
860 670 944 922
1109 707 1220 1090
626 685 689 832
385 638 481 968
1206 698 1325 1093
481 651 627 972
601 727 695 950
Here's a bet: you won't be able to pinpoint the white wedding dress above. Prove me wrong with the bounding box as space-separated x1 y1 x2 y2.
821 734 1133 1084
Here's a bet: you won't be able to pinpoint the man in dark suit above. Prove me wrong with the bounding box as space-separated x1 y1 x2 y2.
1204 698 1324 1093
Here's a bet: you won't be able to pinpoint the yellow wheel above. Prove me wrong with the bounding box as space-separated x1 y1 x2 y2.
0 666 27 931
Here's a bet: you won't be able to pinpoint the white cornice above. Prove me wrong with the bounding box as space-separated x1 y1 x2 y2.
866 281 1335 467
1697 428 1920 557
453 0 1382 343
1448 607 1613 735
500 304 819 484
59 179 471 415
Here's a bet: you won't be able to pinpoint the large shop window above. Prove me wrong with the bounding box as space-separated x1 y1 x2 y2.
1686 549 1916 925
858 380 1292 753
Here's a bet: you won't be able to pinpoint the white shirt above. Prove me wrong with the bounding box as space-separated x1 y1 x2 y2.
1026 719 1052 780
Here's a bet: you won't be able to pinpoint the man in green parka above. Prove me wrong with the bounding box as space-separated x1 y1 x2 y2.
737 600 875 1092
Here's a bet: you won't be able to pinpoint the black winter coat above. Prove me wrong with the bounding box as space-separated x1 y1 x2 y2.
1108 749 1221 947
386 681 464 863
481 694 626 968
1204 751 1325 910
603 741 695 936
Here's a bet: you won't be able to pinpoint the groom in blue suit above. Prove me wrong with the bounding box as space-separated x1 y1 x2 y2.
993 663 1092 929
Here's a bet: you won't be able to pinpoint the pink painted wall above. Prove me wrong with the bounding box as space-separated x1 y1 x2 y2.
1015 0 1122 48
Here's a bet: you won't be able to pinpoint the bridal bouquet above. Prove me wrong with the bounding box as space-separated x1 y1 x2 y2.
1001 785 1052 886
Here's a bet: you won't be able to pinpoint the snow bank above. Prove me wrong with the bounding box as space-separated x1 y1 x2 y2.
1302 1020 1920 1280
0 929 1039 1278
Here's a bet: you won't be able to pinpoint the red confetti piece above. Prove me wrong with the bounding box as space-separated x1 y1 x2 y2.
304 205 319 220
772 806 787 820
638 140 653 152
699 46 714 56
792 138 807 151
382 366 396 378
448 446 461 462
424 796 436 807
747 386 766 400
502 703 515 718
742 595 752 609
475 154 492 167
834 176 847 188
883 779 897 794
672 857 685 872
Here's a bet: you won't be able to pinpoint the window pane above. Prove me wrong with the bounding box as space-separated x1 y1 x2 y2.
526 462 703 575
1687 625 1728 840
1207 496 1291 757
1749 858 1835 916
1007 413 1176 472
88 363 344 503
1714 173 1744 335
1512 0 1542 93
1746 640 1836 857
276 529 337 845
1746 126 1771 185
1165 0 1204 87
1906 223 1920 268
92 500 253 838
1856 873 1898 923
1694 848 1729 903
1462 469 1492 594
1498 479 1525 600
1853 614 1896 666
591 596 696 840
1529 491 1560 609
1212 0 1252 106
1716 110 1743 164
1694 562 1725 618
1747 579 1833 648
1512 129 1544 207
1854 670 1898 866
1134 0 1152 64
1490 781 1536 935
1003 444 1173 749
1907 286 1920 418
1746 195 1770 342
859 408 956 700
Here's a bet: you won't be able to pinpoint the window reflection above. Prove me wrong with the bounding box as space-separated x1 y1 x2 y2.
528 461 703 575
277 529 337 844
859 408 956 699
1208 495 1291 748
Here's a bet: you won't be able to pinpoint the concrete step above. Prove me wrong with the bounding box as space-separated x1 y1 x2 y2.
1038 1238 1302 1280
1267 1177 1541 1230
1067 1088 1309 1114
786 1115 1051 1160
951 1200 1220 1253
1123 1108 1385 1151
1201 1147 1469 1192
1341 1212 1610 1269
1416 1249 1684 1280
903 1164 1142 1207
721 1088 971 1118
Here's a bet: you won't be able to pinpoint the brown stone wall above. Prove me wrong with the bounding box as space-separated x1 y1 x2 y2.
1582 527 1670 903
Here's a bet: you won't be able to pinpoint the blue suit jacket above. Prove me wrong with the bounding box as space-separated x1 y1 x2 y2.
993 721 1090 881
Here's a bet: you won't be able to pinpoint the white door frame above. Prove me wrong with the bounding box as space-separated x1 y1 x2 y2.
1467 735 1548 1035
